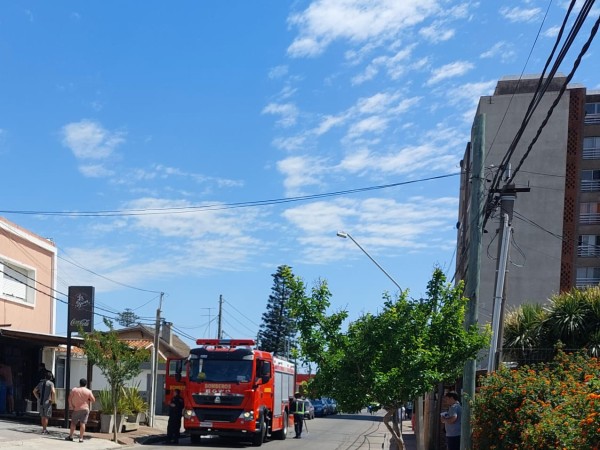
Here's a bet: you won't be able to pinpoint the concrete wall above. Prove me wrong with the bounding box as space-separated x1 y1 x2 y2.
475 89 570 326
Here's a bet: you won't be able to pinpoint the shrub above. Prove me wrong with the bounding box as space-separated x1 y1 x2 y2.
472 351 600 449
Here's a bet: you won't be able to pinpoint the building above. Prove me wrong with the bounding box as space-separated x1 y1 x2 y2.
0 216 62 414
456 75 600 367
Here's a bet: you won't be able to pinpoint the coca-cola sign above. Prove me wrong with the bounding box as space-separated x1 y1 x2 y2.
68 286 94 332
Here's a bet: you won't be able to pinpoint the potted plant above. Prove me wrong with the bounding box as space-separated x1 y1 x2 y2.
98 390 115 433
122 385 147 429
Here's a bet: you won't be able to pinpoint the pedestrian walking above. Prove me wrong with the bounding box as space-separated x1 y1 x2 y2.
440 391 462 450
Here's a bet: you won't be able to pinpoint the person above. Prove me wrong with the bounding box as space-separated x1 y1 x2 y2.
291 392 305 438
33 370 55 434
440 391 462 450
167 389 185 444
405 401 413 420
66 378 96 443
0 363 14 414
37 363 54 382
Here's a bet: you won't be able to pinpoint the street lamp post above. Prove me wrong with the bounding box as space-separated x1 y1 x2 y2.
336 231 403 293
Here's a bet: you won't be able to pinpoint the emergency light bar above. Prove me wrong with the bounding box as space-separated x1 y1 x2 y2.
196 338 256 347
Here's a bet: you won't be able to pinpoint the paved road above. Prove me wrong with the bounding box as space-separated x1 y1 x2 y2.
143 413 416 450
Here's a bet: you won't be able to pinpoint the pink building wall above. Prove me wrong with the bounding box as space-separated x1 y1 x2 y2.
0 217 57 334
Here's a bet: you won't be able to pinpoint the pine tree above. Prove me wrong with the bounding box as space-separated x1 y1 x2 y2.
258 265 302 356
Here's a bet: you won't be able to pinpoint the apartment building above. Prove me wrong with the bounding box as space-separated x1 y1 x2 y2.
456 75 600 365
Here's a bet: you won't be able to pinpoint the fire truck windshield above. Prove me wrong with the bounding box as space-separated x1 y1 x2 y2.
189 358 253 383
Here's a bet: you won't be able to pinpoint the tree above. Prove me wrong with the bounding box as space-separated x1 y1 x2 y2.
257 265 302 356
117 308 140 327
503 286 600 361
289 269 488 450
80 318 150 442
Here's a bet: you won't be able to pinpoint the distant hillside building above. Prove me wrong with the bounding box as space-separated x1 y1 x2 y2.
456 75 600 366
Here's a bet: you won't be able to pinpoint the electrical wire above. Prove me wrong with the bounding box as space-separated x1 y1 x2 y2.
0 174 458 217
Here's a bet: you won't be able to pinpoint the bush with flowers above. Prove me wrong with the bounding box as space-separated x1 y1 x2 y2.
472 350 600 449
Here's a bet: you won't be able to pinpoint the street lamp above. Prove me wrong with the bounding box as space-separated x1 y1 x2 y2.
336 231 403 293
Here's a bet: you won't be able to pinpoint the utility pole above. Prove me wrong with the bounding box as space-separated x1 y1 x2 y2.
148 292 163 428
488 183 529 371
217 295 223 339
461 114 485 450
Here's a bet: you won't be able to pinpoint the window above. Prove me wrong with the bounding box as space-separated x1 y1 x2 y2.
583 137 600 159
581 170 600 191
0 260 35 304
586 103 600 124
578 235 600 257
580 202 600 224
576 267 600 287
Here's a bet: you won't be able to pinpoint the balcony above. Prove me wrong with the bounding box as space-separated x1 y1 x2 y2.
576 277 600 288
580 213 600 224
581 180 600 192
577 244 600 257
585 113 600 125
583 148 600 159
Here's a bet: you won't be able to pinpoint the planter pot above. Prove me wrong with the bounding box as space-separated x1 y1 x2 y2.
127 412 142 423
116 414 127 432
100 414 114 433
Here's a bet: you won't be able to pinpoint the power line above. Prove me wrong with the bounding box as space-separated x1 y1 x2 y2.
0 174 459 217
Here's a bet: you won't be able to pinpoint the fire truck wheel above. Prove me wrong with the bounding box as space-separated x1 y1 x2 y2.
252 416 266 447
272 412 288 440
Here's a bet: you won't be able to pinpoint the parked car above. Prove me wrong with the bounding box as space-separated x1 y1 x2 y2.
310 398 327 417
304 399 315 420
323 397 338 414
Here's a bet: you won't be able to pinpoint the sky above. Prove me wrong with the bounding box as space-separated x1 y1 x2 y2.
1 1 599 347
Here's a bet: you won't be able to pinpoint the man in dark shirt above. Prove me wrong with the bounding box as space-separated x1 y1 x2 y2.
167 389 185 444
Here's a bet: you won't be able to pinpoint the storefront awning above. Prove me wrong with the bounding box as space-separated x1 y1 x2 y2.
0 328 84 346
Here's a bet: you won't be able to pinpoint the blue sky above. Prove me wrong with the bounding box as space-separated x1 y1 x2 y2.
1 1 599 346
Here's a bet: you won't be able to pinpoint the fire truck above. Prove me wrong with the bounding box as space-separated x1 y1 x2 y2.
166 339 295 446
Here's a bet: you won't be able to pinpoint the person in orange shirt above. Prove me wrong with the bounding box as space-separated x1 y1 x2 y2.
66 378 96 443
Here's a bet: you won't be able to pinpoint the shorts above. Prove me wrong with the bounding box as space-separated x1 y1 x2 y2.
40 401 53 418
71 409 90 424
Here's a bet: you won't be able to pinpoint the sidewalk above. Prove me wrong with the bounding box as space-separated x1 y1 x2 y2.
0 414 169 449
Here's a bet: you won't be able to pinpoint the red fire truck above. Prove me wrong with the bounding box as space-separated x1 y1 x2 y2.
166 339 295 446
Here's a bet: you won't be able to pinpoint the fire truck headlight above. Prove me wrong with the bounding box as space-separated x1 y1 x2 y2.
240 411 254 421
183 409 195 419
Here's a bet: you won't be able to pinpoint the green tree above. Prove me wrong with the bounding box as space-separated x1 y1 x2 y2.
81 319 150 442
503 286 600 361
116 308 140 327
257 265 302 356
289 269 488 450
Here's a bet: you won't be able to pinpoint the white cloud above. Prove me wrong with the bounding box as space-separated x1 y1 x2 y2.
480 41 516 63
347 116 388 138
277 155 328 195
79 164 114 178
61 119 125 160
272 135 307 151
543 25 560 38
262 103 299 127
287 0 441 57
426 60 474 85
351 44 416 84
314 114 347 136
419 22 455 43
282 196 458 264
268 65 289 79
500 6 541 23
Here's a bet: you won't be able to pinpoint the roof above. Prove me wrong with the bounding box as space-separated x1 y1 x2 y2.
0 328 83 346
114 324 189 358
